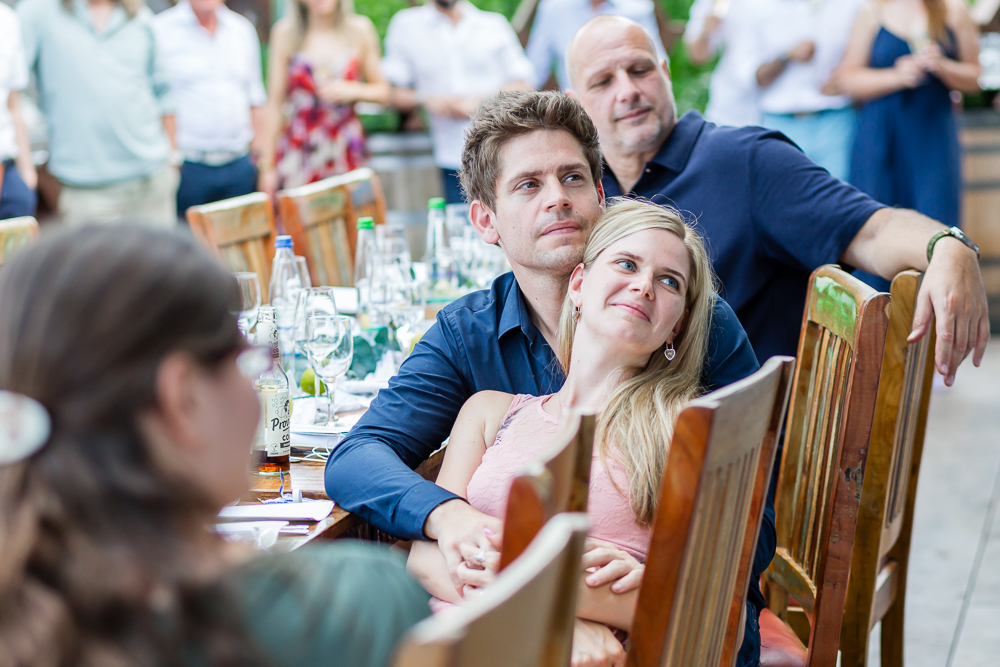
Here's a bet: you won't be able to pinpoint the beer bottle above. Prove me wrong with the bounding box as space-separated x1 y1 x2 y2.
252 306 291 476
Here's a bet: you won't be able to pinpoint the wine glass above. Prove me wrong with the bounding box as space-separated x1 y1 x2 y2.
304 315 354 425
233 272 261 339
295 287 339 353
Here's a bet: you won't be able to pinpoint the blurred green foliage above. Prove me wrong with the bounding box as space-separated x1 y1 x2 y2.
351 0 712 113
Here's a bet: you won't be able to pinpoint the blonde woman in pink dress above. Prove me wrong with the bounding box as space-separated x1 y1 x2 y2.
406 199 718 655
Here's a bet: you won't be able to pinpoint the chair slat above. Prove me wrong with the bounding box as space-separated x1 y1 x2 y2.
0 216 40 266
278 178 354 287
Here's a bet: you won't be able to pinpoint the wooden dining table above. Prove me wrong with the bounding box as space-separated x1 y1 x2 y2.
236 416 446 552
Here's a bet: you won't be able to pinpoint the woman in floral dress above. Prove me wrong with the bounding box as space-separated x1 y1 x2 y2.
258 0 389 197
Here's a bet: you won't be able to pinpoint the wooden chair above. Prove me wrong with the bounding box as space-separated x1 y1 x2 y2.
627 356 796 667
185 193 278 302
839 271 936 667
277 178 354 287
760 266 891 667
333 167 387 263
392 512 590 667
498 409 596 570
0 216 40 266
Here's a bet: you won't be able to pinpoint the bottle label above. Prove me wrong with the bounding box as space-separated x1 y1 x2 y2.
257 388 290 456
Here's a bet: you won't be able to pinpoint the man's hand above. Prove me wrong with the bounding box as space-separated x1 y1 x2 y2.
571 619 625 667
787 40 816 63
582 539 644 594
910 238 990 386
424 499 502 590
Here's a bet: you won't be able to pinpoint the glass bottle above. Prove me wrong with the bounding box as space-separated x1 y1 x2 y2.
424 197 455 297
354 216 380 329
268 235 301 371
252 306 291 476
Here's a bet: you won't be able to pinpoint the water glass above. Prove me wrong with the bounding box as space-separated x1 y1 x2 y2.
304 314 354 425
233 272 261 338
295 256 313 289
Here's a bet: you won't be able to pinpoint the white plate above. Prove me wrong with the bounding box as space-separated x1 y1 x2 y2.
219 500 335 522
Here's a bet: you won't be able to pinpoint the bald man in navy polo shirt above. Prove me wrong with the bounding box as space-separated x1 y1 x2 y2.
567 16 988 388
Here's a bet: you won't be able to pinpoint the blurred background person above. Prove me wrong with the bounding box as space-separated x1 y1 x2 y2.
257 0 388 199
382 0 535 203
833 0 981 290
684 0 762 127
527 0 666 91
154 0 266 222
0 226 430 667
751 0 868 180
0 1 36 220
17 0 179 226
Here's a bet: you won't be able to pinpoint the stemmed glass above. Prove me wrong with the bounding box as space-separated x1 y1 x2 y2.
304 314 354 425
233 272 261 339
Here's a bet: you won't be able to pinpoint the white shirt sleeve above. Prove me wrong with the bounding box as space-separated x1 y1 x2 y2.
496 17 537 86
246 24 266 107
8 12 29 91
524 1 555 89
684 0 718 52
380 14 415 89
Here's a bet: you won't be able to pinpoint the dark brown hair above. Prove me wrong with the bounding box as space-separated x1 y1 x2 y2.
0 226 262 667
460 90 604 210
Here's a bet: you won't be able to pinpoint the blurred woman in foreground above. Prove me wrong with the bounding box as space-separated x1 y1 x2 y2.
0 226 427 667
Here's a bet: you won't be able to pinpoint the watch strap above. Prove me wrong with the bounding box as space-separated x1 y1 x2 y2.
927 226 979 263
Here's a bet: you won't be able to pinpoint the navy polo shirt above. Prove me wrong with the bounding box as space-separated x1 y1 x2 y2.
603 111 885 363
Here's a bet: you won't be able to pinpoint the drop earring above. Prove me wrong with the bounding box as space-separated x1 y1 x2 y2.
573 305 581 323
664 342 676 361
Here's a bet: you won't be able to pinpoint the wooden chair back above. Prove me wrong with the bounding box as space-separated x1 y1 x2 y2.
498 409 596 571
331 167 387 262
627 356 796 667
839 271 936 667
0 216 40 267
277 179 354 287
393 512 590 667
763 265 890 666
186 193 278 302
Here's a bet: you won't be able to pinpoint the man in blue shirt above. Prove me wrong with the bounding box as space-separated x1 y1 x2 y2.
326 92 763 662
566 16 989 385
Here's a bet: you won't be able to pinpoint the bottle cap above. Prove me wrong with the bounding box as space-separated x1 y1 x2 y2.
356 216 375 230
428 197 446 210
274 235 293 249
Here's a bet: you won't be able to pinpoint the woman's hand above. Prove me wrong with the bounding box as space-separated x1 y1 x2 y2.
582 539 644 594
456 540 501 595
317 79 363 105
893 54 925 89
571 619 625 667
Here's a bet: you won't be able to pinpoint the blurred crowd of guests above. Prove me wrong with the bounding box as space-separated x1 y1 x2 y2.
0 0 987 229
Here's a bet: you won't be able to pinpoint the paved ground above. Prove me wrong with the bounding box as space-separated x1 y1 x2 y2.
865 336 1000 667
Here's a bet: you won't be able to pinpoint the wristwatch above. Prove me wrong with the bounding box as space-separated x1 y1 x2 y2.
927 226 979 263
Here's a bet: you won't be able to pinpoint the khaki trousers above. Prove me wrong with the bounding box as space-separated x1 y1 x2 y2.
59 165 180 228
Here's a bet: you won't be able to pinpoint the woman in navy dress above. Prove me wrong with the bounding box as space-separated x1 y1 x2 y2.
831 0 980 289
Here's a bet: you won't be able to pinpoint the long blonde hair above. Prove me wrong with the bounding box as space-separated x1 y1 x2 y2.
557 199 716 527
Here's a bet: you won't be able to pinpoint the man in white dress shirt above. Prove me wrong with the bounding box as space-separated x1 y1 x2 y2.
684 0 762 127
750 0 867 180
382 0 536 203
154 0 265 220
527 0 666 90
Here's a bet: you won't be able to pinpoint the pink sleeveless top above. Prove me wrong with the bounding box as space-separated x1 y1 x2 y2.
467 394 651 562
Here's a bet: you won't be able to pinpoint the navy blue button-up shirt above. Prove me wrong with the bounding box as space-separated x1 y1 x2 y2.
603 111 885 363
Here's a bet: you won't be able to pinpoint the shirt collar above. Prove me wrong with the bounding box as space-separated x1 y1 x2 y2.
497 273 539 341
74 0 128 37
647 110 707 174
177 0 228 29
